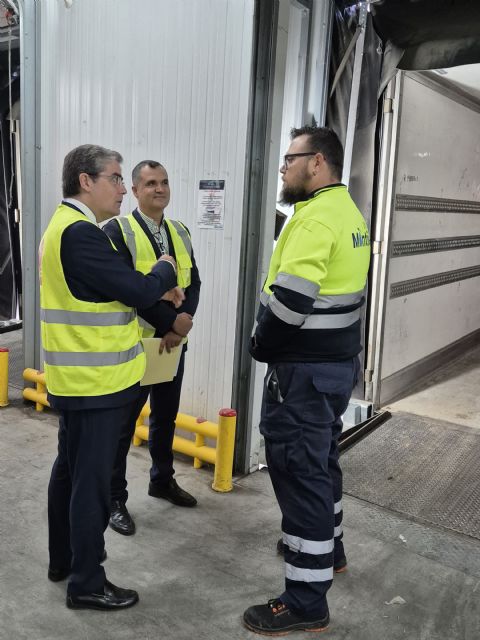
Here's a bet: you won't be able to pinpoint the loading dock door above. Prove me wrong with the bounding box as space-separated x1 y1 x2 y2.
366 72 480 407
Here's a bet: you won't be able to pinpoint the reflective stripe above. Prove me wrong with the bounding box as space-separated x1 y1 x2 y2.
168 219 192 257
273 272 319 299
285 563 333 583
269 294 306 326
260 291 270 306
301 308 361 329
313 292 364 309
41 308 136 326
334 524 343 538
283 533 334 555
118 217 137 263
334 500 343 515
43 343 143 367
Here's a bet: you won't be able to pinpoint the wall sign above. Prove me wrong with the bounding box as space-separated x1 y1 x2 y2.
197 180 225 229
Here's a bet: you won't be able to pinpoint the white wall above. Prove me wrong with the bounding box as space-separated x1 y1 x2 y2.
39 0 254 420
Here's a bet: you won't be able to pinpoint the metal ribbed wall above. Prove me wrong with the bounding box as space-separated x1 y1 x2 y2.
381 75 480 380
39 0 255 420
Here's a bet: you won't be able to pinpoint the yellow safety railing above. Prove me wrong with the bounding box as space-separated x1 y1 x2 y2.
22 368 237 492
0 348 9 407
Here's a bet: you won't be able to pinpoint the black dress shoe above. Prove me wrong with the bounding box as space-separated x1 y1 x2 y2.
148 478 197 507
109 500 136 536
48 549 107 582
66 579 139 611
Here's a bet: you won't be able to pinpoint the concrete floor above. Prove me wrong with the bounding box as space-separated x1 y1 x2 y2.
1 399 480 640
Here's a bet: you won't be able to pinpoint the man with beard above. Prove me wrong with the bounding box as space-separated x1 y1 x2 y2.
243 126 370 635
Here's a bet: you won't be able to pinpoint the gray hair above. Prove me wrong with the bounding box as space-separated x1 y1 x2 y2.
131 160 165 186
62 144 123 197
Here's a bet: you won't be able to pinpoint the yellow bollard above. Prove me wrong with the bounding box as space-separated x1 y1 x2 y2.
21 366 237 490
36 379 46 412
132 413 145 446
194 417 207 469
212 408 237 492
0 348 9 407
23 368 49 411
194 433 205 468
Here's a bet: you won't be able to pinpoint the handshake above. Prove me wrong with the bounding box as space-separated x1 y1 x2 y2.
155 255 193 353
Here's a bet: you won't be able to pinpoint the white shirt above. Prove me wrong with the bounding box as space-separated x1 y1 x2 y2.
63 197 98 225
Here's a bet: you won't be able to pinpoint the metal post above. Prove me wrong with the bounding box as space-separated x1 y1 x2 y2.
17 0 42 371
304 0 333 126
342 1 368 186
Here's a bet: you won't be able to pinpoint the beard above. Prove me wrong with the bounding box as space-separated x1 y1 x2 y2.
279 183 310 205
279 167 311 205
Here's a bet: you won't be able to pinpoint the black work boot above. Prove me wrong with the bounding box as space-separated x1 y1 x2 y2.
109 500 136 536
243 599 329 636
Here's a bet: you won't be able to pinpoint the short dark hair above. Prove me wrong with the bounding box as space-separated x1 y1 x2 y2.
290 126 343 180
131 160 166 185
62 144 122 197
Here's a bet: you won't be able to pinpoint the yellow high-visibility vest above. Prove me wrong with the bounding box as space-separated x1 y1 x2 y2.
39 203 145 397
116 213 192 338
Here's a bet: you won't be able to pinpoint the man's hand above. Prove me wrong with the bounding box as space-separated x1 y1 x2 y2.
161 286 185 308
172 312 193 336
157 254 177 272
159 331 183 354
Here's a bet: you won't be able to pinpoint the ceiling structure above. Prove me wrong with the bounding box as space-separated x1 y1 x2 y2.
334 1 480 101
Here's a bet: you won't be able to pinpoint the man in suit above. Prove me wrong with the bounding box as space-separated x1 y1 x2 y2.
105 160 201 537
41 145 181 610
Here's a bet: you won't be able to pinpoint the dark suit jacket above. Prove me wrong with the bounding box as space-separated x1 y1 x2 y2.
47 202 177 410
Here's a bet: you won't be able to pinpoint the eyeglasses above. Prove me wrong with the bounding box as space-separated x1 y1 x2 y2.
282 152 317 168
89 172 125 187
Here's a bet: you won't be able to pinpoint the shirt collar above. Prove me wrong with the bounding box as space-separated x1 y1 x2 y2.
308 183 344 200
63 198 98 225
137 207 164 229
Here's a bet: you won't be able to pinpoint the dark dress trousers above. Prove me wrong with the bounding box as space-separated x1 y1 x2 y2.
104 210 200 501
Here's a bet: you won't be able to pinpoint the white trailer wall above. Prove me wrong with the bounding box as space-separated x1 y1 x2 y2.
38 0 254 421
372 73 480 404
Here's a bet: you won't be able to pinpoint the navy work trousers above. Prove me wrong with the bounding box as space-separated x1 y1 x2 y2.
260 359 358 618
111 348 186 502
48 404 134 595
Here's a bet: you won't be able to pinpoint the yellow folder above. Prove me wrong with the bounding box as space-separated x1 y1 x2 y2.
140 337 186 386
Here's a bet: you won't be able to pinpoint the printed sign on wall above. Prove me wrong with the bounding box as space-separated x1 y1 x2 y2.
197 180 225 229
